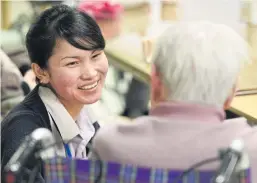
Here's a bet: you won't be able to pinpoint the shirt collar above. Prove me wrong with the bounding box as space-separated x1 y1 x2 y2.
149 101 225 123
38 86 95 142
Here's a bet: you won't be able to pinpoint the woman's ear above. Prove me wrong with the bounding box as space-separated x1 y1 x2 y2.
31 63 50 84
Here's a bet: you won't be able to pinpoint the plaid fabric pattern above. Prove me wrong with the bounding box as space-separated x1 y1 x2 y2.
44 157 251 183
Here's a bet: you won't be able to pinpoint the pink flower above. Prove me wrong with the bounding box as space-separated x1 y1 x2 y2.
78 1 123 20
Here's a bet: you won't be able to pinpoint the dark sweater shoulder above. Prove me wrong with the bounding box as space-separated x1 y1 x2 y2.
1 104 47 141
1 85 51 163
1 86 51 182
1 85 51 134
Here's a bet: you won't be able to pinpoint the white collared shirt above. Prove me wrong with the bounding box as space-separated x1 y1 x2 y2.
38 86 97 159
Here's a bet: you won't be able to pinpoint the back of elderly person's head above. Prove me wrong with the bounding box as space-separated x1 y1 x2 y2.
150 21 251 108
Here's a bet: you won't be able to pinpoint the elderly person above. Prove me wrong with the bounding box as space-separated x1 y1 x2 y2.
1 4 108 182
91 22 257 181
0 49 25 118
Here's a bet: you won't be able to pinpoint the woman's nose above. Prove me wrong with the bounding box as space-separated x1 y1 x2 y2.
80 63 97 80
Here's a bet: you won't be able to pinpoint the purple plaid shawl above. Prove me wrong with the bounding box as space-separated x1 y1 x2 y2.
44 157 251 183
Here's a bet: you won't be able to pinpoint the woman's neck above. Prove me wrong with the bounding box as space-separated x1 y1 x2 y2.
59 99 84 120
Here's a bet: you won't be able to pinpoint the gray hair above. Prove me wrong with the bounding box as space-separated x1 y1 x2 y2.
152 21 251 107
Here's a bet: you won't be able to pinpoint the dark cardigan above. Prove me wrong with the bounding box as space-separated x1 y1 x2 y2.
1 85 100 182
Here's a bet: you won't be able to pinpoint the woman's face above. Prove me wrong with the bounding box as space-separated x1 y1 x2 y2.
46 39 108 106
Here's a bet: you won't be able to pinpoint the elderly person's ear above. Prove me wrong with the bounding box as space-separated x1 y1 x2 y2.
223 84 238 110
150 64 167 107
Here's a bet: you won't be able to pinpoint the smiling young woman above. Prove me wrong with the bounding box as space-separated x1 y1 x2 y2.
34 38 108 119
1 4 107 182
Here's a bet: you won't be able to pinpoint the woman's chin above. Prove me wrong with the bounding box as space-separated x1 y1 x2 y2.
77 92 102 105
83 98 99 105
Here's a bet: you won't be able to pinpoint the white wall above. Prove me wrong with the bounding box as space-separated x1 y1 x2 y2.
8 1 33 25
177 0 247 38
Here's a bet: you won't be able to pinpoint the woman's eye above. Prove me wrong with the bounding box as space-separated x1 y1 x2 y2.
92 53 101 59
66 61 79 66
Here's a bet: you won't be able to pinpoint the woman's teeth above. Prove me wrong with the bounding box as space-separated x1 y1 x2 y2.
79 81 98 90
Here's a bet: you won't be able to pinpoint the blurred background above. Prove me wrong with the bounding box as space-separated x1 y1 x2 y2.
1 0 257 123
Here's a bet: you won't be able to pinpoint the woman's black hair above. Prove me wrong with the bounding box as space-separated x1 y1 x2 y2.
26 4 105 83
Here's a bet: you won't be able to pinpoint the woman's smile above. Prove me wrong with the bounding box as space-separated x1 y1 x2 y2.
78 80 99 90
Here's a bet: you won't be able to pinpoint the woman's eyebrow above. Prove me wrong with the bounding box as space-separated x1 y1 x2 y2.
92 49 103 54
61 56 80 60
60 50 103 60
